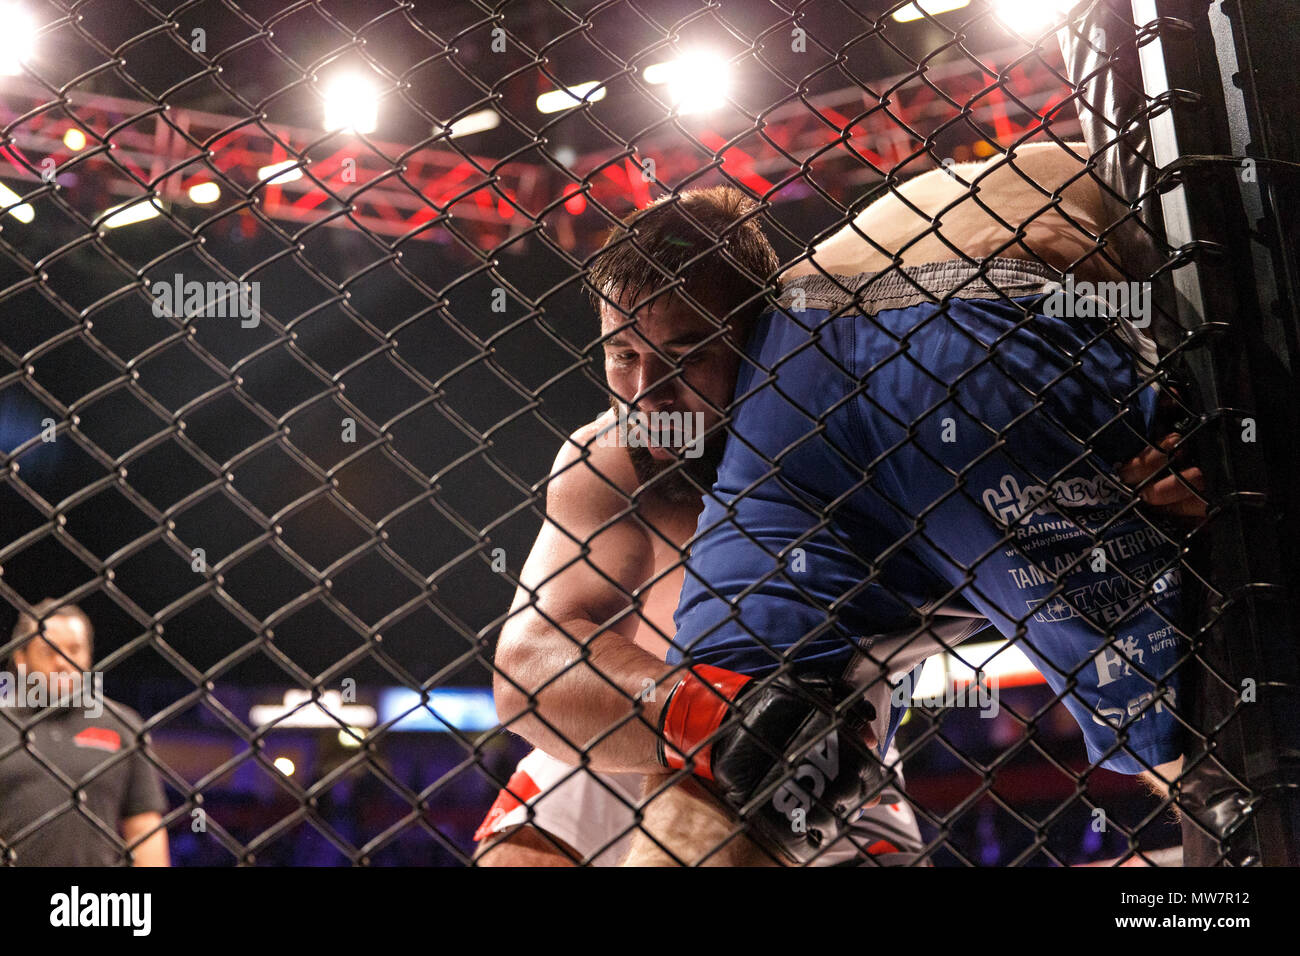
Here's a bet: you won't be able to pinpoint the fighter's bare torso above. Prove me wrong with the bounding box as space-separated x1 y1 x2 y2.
557 411 702 660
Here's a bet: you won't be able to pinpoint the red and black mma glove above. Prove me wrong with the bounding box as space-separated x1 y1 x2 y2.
656 663 884 865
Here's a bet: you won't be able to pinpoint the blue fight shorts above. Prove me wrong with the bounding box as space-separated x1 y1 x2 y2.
670 258 1186 774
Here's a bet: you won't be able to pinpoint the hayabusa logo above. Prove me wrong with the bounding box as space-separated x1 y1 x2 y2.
982 473 1124 526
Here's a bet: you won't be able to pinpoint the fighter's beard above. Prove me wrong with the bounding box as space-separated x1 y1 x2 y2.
614 402 726 505
626 441 725 505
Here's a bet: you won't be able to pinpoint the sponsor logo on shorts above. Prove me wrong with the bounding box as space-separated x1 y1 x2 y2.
1144 625 1182 654
1030 596 1077 623
1095 635 1146 688
1092 686 1177 729
982 473 1125 526
1026 564 1180 626
1001 528 1169 591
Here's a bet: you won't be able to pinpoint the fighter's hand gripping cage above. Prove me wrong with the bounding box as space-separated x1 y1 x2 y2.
0 0 1296 867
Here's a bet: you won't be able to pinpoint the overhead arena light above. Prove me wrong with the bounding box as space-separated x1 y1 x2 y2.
63 128 87 151
322 72 379 134
258 160 303 186
643 52 730 115
536 81 607 114
0 182 34 223
102 197 162 229
188 181 221 204
892 0 970 22
0 3 36 76
993 0 1075 33
436 108 500 139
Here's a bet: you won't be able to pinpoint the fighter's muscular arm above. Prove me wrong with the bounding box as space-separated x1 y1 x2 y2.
493 415 674 775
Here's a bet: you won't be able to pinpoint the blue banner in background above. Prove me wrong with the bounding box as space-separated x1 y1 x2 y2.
377 686 497 732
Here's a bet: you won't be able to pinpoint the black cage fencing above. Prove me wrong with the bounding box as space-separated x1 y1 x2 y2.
0 0 1295 867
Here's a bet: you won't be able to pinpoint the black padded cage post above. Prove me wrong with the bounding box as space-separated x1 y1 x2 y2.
1129 0 1300 865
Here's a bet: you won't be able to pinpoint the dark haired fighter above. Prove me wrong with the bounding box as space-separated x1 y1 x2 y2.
481 188 924 866
491 157 1201 864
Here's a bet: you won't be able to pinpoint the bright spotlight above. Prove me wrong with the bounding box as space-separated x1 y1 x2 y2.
188 181 221 204
102 197 162 229
322 73 379 134
438 108 500 139
0 4 36 76
273 756 296 776
892 0 970 22
63 128 87 151
642 61 674 85
536 81 607 114
994 0 1074 34
258 160 303 186
645 53 730 115
0 182 33 223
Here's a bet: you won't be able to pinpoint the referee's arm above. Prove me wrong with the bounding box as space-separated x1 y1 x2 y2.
123 812 169 867
121 723 171 866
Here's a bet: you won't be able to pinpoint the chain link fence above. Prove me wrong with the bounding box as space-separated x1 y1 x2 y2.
0 0 1294 866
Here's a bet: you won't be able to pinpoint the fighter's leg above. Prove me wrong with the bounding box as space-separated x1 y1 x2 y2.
622 709 928 867
831 271 1188 776
475 825 581 867
622 776 776 867
473 748 644 866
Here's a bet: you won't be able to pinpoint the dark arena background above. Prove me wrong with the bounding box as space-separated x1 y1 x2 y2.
0 0 1297 882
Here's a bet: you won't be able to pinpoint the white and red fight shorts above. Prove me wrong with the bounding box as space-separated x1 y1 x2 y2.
475 745 926 866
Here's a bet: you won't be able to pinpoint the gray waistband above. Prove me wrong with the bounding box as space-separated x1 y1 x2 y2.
777 258 1060 315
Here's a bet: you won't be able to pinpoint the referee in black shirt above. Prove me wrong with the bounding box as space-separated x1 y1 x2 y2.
0 600 169 866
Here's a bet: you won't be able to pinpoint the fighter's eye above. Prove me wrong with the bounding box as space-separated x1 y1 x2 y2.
606 350 636 365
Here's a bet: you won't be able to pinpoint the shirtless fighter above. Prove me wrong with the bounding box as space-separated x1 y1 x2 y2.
489 147 1202 865
478 187 925 866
